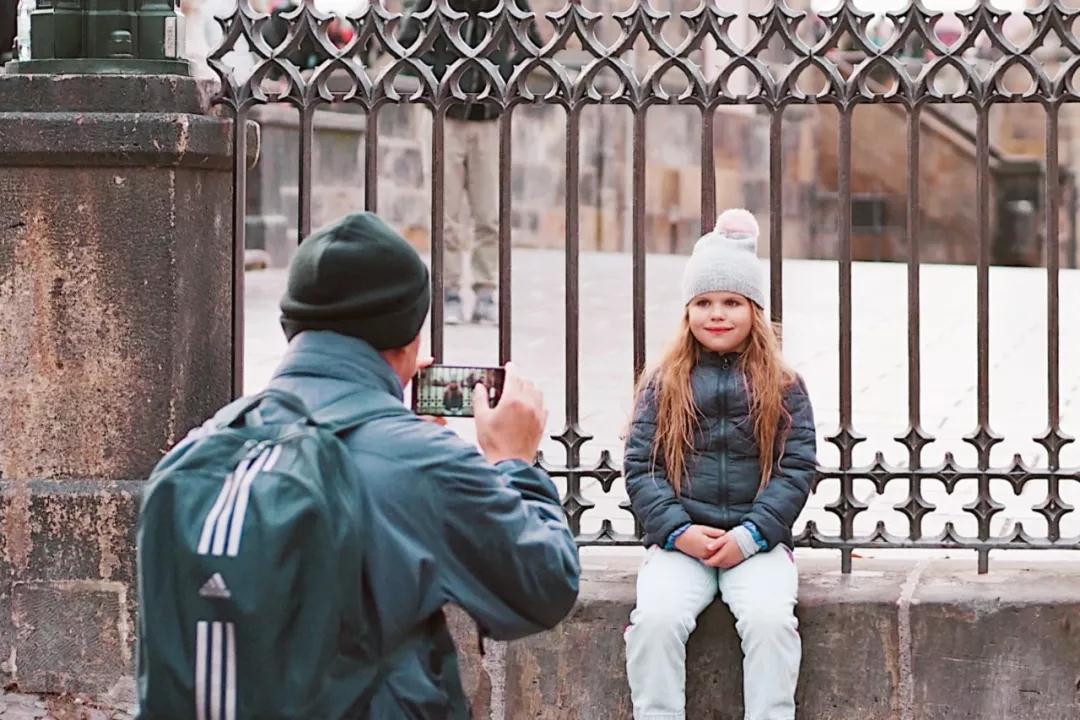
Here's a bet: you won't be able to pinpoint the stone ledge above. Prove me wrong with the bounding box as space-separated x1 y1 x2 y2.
461 554 1080 720
0 113 257 169
6 548 1078 717
0 74 259 170
0 75 216 114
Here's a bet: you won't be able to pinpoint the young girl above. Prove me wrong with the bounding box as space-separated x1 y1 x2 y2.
624 208 817 720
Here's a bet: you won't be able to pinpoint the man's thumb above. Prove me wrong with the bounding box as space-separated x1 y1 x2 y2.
472 384 491 415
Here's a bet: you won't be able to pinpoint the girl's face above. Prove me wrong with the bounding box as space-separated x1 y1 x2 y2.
687 291 753 354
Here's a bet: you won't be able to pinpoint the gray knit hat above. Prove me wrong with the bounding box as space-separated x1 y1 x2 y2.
681 208 765 307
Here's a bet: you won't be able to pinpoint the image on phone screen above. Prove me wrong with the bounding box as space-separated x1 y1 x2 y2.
412 365 505 418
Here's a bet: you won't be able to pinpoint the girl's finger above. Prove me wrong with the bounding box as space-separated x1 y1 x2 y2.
705 533 729 552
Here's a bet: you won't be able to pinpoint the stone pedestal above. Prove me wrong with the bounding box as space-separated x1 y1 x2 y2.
0 74 250 696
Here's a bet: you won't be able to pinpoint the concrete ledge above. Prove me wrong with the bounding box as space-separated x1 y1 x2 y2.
0 114 259 169
453 554 1080 720
0 75 217 114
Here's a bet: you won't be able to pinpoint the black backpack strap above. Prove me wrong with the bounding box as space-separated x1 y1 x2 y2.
429 610 471 720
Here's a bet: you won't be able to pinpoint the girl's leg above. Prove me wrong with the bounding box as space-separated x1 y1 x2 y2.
716 545 800 720
625 546 717 720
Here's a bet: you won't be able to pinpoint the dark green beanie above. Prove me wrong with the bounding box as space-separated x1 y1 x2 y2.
279 212 431 349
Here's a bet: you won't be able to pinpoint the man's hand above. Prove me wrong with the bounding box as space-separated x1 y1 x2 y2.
414 356 447 426
474 362 547 465
702 533 745 569
673 525 726 559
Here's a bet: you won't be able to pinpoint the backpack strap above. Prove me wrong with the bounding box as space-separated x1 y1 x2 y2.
313 392 413 436
343 610 470 720
213 389 409 436
430 610 471 720
215 388 316 429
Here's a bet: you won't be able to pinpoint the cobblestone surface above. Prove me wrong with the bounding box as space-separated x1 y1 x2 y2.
0 692 135 720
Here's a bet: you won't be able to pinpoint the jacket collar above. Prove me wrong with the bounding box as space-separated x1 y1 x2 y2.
270 330 404 400
699 350 742 368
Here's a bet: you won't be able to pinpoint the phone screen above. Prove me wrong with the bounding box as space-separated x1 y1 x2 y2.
411 365 506 418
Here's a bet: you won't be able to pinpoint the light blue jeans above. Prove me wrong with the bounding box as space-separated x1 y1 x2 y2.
624 545 800 720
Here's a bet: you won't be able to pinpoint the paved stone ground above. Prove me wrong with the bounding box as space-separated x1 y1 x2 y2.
0 693 134 720
245 249 1080 564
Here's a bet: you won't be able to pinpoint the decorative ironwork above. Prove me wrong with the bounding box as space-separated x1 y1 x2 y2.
210 0 1080 572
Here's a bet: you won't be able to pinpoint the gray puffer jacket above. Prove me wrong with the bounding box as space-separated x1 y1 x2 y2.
625 351 817 550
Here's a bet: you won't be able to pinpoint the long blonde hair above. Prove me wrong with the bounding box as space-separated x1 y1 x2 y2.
636 304 797 496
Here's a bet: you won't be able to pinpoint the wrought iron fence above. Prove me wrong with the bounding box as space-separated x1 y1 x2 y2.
209 0 1080 572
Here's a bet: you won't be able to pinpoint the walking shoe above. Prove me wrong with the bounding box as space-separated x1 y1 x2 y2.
445 293 465 325
471 294 498 326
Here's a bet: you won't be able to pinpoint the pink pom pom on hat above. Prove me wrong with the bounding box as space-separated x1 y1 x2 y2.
714 208 760 238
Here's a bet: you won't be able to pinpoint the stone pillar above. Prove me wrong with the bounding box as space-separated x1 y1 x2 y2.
0 74 252 697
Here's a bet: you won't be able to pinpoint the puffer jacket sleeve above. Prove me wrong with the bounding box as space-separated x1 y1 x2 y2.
624 382 693 548
741 375 818 549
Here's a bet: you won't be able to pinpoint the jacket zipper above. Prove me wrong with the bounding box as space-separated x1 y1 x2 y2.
719 356 729 514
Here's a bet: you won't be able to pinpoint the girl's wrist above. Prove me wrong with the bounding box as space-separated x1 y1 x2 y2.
729 525 761 560
665 523 692 551
742 521 769 552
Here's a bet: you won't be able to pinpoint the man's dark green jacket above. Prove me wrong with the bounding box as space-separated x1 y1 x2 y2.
265 330 580 717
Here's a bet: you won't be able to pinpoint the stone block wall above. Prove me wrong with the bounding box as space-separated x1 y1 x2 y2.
449 555 1080 720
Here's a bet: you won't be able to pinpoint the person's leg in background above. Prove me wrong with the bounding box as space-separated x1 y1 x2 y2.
1 0 18 63
442 117 472 325
466 117 501 325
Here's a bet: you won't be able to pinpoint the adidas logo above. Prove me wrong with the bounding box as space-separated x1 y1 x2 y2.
198 573 232 600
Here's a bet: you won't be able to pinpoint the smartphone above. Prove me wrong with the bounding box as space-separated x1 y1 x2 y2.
411 364 506 418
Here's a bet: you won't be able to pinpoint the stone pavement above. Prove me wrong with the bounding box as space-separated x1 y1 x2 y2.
0 692 134 720
245 249 1080 563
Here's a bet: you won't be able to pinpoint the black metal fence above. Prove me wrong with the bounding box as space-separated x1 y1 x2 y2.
211 0 1079 572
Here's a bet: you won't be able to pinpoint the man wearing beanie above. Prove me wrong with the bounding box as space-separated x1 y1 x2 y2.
153 213 579 718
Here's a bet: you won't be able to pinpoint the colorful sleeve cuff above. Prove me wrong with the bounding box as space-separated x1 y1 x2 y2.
729 525 760 560
664 523 692 550
742 521 769 551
